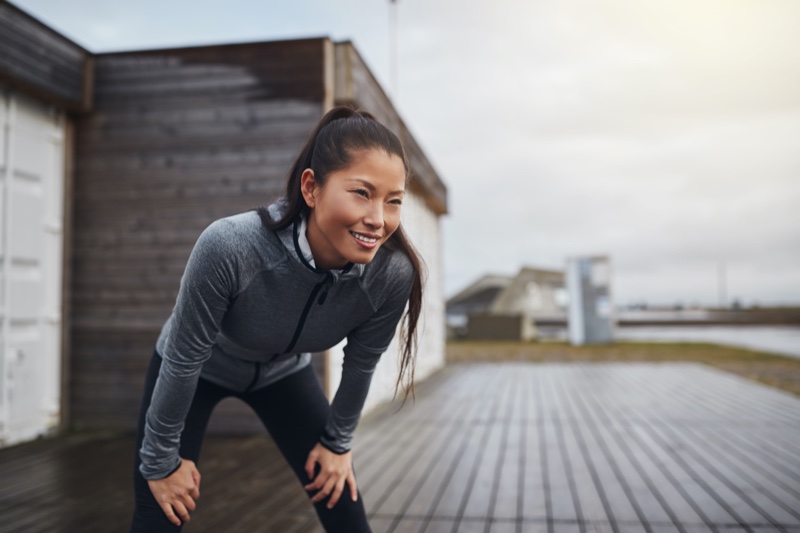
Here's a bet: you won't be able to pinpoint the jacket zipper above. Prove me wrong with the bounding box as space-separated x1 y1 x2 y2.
282 272 334 356
244 273 332 393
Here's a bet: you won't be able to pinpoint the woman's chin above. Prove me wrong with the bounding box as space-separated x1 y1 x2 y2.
345 247 381 265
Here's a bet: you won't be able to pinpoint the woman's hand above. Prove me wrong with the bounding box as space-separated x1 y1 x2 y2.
304 443 358 509
146 458 202 526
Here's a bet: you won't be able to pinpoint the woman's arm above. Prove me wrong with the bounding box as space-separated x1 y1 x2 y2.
322 264 413 453
305 254 414 505
139 219 239 479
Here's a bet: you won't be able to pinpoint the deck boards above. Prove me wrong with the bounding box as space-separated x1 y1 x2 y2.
1 361 799 532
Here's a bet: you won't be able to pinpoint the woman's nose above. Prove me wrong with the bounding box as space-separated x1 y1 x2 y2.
363 203 384 229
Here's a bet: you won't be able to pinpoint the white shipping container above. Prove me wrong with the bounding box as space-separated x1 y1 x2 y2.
0 90 65 447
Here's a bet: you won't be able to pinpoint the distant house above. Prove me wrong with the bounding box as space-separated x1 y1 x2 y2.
0 2 447 447
447 267 567 340
445 274 512 330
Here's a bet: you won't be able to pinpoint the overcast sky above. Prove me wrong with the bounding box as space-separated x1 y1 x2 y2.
14 0 800 306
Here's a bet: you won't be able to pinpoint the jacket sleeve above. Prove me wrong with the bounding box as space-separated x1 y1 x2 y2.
318 257 414 454
138 220 238 479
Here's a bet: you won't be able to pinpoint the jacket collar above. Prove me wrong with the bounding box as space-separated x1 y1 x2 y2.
267 199 365 282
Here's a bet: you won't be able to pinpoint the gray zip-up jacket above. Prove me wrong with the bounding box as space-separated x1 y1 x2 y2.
139 201 414 480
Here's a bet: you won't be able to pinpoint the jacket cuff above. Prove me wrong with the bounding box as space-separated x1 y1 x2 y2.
318 430 350 455
139 456 182 480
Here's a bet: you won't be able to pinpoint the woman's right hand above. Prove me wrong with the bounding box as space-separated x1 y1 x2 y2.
146 458 202 526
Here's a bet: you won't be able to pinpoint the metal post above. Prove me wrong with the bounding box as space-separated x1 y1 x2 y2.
389 0 398 98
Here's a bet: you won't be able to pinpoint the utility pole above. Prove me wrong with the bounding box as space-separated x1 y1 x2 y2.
718 261 727 309
389 0 398 98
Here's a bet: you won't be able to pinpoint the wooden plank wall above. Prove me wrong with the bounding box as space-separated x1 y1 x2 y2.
0 1 92 111
70 38 328 433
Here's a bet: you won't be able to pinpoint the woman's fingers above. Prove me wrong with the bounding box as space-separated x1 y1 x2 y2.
327 477 347 509
171 500 191 524
182 492 197 512
190 462 202 491
306 473 329 501
310 476 338 504
348 471 358 502
304 452 317 480
304 468 325 491
157 486 194 525
304 467 357 507
146 459 201 526
302 443 359 507
159 502 182 527
189 482 200 501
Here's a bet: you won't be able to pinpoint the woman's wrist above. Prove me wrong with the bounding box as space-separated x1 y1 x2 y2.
140 454 183 481
318 438 350 455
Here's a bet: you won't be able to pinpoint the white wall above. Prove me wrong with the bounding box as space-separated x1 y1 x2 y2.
0 90 65 448
326 189 446 415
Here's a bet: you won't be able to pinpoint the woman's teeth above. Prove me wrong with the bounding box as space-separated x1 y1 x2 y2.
351 232 378 243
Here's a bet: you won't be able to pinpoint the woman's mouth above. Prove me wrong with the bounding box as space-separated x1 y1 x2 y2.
350 231 380 249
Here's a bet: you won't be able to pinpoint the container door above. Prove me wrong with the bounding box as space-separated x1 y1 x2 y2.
0 90 65 447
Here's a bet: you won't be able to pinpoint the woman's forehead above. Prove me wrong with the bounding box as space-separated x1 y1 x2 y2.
333 150 406 189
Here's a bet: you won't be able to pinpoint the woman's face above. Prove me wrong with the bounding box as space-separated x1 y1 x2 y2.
301 148 407 269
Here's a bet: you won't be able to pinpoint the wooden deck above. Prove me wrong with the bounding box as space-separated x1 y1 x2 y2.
1 362 799 532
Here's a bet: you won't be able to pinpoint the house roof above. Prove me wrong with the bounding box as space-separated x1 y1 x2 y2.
446 274 513 307
491 267 565 314
447 267 567 316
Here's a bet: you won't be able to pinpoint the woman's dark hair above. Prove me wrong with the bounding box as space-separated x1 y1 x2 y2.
255 105 424 404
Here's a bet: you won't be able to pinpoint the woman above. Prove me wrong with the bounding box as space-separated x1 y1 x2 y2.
131 106 423 532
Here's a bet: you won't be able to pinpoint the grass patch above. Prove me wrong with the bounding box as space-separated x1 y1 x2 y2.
447 340 800 398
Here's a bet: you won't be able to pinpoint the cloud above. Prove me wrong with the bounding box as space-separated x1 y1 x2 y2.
391 1 800 305
13 0 800 305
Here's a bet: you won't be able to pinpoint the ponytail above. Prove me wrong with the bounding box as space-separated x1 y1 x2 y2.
384 226 425 406
260 106 364 231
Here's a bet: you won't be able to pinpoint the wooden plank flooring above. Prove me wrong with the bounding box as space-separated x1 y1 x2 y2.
1 362 799 532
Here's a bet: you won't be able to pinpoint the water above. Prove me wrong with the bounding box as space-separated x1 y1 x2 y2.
537 325 800 359
615 325 800 359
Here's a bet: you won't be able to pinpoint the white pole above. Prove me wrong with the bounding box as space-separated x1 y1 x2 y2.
389 0 398 98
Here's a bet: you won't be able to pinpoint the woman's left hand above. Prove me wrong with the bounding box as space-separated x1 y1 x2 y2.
304 443 358 509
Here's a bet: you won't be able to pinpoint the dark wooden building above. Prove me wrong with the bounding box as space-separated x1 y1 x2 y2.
0 1 448 445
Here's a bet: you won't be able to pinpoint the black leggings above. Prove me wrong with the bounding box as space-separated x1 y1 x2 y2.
130 349 372 532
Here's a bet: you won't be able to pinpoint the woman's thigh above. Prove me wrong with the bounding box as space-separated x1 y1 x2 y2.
241 365 372 533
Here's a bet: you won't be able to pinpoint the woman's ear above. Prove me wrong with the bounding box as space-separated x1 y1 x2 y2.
300 169 317 208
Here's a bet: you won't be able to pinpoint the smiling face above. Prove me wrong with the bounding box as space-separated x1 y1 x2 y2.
301 148 407 269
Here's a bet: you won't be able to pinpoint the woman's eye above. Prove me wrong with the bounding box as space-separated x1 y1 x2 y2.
390 199 403 205
353 189 369 198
